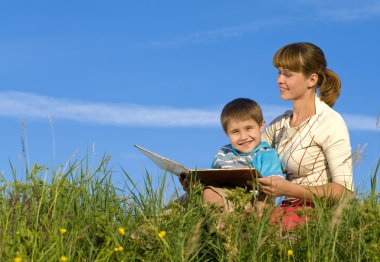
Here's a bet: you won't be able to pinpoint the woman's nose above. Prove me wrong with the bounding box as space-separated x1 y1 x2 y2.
277 74 284 84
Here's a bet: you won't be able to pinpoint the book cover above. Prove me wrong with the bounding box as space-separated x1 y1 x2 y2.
134 144 261 189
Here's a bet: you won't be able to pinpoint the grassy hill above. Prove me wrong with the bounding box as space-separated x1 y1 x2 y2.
1 156 379 261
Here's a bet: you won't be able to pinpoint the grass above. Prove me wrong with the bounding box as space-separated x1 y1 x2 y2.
0 155 379 261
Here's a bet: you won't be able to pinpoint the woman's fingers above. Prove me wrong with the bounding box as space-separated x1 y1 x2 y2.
258 177 275 186
258 176 283 185
259 184 272 194
258 176 285 196
259 176 278 196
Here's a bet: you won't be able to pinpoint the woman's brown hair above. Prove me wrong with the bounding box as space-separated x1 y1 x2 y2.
273 42 341 107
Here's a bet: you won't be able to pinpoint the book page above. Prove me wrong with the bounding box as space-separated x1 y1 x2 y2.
135 145 261 189
134 145 190 176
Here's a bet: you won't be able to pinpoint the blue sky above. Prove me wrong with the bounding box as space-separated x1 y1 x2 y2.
0 0 379 195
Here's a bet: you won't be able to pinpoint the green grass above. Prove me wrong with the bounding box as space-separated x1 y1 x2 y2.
0 155 379 261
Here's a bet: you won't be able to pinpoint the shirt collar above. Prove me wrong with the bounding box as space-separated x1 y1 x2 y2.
283 94 325 128
315 94 326 115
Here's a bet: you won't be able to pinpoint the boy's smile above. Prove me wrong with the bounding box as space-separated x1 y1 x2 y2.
226 118 265 154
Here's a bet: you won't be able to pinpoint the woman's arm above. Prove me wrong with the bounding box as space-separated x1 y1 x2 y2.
258 176 353 203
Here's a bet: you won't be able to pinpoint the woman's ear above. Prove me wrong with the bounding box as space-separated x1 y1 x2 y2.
308 73 319 88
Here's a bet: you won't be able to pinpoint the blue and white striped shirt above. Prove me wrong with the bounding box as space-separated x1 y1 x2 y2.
212 141 284 178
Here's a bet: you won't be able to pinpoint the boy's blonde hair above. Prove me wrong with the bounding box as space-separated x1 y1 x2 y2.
221 98 263 133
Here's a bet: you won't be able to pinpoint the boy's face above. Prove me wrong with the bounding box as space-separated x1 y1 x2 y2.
226 118 265 154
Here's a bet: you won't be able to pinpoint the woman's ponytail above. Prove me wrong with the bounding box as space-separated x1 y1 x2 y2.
319 68 341 107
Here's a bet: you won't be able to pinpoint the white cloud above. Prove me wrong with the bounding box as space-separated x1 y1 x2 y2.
281 0 380 21
317 1 380 21
342 114 379 131
0 91 219 127
148 1 380 48
149 17 291 48
0 91 378 132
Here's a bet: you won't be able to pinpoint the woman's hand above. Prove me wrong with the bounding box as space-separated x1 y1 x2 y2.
259 176 352 203
258 176 290 197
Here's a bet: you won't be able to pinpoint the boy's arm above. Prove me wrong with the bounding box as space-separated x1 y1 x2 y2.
254 151 282 212
255 150 283 177
211 146 226 169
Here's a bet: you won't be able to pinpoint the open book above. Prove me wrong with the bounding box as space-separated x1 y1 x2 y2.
134 144 261 189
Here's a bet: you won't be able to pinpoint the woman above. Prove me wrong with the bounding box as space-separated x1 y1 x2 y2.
258 42 353 228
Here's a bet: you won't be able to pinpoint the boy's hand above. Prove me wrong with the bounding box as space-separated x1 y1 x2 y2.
179 172 190 193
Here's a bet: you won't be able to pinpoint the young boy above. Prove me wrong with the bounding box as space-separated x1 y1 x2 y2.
203 98 284 212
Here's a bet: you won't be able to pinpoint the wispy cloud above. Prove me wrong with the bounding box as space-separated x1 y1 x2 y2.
149 17 292 48
0 91 219 127
341 114 379 131
0 91 378 131
148 1 380 48
316 1 380 21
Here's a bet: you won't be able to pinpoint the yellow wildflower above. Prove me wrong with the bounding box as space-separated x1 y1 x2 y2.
118 227 126 236
59 256 68 262
158 230 166 239
287 249 294 256
114 246 124 252
59 228 67 235
14 257 22 262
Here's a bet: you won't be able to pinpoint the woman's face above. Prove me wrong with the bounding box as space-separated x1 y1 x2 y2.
276 67 315 101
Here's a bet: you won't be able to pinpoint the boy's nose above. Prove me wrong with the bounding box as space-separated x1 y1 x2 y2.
240 131 249 139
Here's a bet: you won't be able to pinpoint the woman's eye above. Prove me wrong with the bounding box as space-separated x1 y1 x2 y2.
278 72 290 77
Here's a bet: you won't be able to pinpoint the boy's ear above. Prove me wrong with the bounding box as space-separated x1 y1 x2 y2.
260 120 266 132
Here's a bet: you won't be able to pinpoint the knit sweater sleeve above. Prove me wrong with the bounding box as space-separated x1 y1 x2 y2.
317 109 353 191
